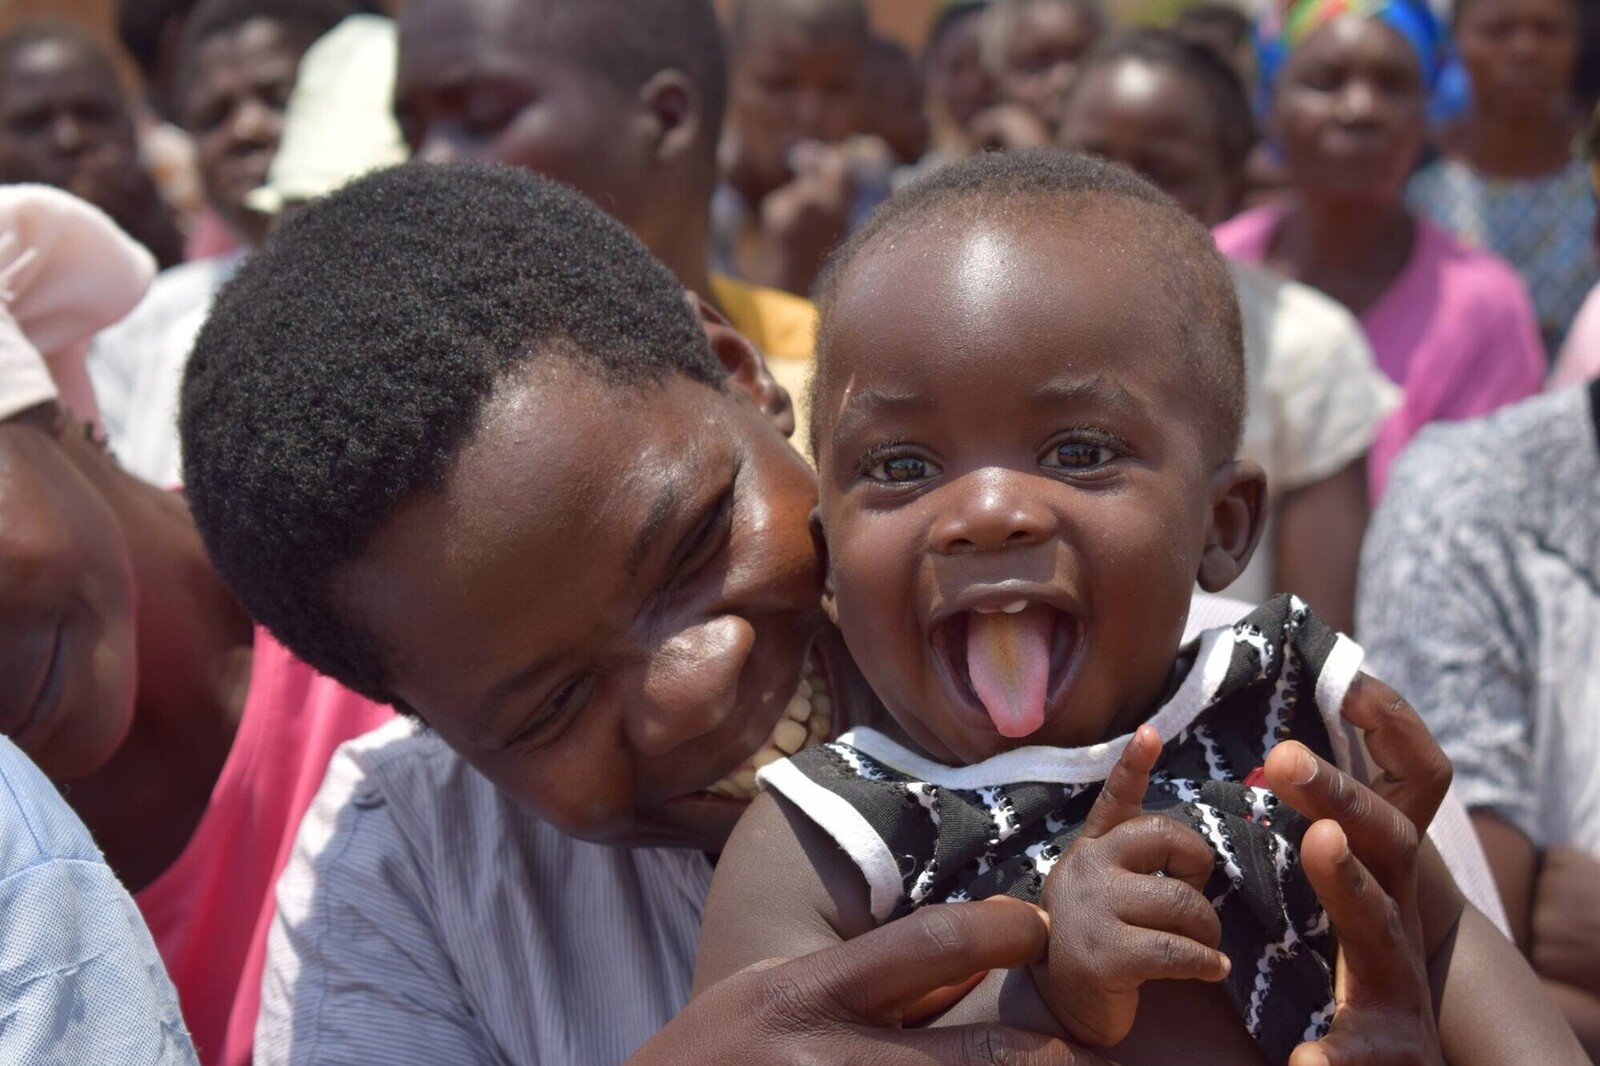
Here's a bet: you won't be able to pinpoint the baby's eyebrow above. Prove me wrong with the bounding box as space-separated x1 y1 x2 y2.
1028 375 1142 413
832 388 940 443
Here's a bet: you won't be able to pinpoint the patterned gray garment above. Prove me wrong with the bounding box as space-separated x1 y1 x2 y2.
1359 383 1600 859
761 596 1370 1066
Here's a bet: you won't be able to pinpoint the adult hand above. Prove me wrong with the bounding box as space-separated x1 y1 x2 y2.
630 898 1116 1065
1035 724 1230 1047
1532 846 1600 997
1263 673 1452 1065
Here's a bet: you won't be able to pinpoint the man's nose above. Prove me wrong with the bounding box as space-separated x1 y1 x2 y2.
627 615 756 758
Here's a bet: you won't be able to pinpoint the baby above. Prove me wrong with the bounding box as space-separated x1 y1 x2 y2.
693 151 1498 1065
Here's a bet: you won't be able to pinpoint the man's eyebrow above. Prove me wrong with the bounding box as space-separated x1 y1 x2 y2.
832 389 940 443
628 481 682 577
473 653 561 737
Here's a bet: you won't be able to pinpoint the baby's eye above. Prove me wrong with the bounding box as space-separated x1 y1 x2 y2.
1043 442 1115 470
868 455 940 483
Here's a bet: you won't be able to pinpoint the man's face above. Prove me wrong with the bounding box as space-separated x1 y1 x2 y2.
394 0 658 243
334 358 843 851
184 18 313 247
1456 0 1577 118
0 414 137 783
0 38 139 192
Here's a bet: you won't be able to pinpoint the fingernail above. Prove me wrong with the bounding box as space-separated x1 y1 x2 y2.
1291 746 1318 786
1217 954 1232 977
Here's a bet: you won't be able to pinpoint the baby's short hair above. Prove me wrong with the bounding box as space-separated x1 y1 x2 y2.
810 149 1246 461
180 162 722 705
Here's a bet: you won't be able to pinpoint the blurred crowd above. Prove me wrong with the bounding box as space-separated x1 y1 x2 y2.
0 0 1598 1063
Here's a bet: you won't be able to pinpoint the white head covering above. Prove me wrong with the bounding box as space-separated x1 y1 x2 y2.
0 185 156 426
245 15 409 214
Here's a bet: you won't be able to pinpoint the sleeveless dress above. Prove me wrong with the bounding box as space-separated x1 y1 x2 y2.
758 596 1369 1065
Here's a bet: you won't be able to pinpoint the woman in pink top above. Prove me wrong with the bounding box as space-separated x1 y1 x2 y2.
1216 0 1545 498
0 188 391 1066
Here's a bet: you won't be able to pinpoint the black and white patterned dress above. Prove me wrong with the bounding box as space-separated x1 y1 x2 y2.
758 596 1370 1066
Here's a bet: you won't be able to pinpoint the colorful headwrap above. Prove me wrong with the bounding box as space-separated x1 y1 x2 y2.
1254 0 1456 117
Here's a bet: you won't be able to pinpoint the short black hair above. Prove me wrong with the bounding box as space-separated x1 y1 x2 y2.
982 0 1107 73
116 0 198 81
729 0 872 50
180 162 723 705
176 0 364 107
810 149 1245 460
926 1 988 57
1067 28 1258 172
0 22 121 93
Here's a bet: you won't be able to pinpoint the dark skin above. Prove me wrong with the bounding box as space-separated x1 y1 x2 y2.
1058 56 1370 633
394 0 723 325
182 17 317 248
866 39 930 167
723 15 866 294
695 211 1590 1063
1450 0 1581 178
924 8 997 155
1473 811 1600 1057
0 406 252 891
992 1 1102 134
0 35 183 268
1265 17 1426 318
323 306 1109 1063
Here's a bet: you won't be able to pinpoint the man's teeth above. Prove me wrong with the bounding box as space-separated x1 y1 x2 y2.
703 659 832 800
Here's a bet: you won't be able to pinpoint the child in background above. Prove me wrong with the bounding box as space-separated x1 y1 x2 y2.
980 0 1105 136
693 151 1587 1065
716 0 881 296
922 2 998 159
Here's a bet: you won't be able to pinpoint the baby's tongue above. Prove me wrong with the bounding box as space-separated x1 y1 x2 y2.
966 606 1051 738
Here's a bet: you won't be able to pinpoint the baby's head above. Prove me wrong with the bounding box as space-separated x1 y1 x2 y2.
810 150 1263 764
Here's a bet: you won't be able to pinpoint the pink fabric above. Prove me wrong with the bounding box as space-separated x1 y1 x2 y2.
1551 281 1600 389
185 208 241 263
135 628 393 1066
1215 204 1546 498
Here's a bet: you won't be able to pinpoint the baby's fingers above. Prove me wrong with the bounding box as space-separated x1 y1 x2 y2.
1118 926 1232 985
1081 725 1161 841
1115 874 1223 950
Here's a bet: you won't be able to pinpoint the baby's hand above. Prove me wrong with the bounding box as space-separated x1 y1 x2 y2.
1032 725 1231 1047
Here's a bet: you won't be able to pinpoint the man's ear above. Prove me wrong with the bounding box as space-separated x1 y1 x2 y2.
811 505 839 626
1197 458 1268 592
638 69 703 167
689 291 796 438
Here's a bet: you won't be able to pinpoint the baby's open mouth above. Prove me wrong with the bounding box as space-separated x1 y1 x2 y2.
701 652 832 801
935 602 1079 738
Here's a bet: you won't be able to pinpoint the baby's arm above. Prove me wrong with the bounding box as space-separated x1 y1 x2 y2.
693 790 877 995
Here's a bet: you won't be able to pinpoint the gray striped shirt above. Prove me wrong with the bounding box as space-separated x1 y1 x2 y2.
254 719 712 1066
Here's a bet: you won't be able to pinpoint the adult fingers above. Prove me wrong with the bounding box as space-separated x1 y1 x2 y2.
1114 874 1224 949
1079 725 1161 841
1299 820 1421 1002
1338 674 1451 831
795 897 1050 1020
871 1024 1121 1066
1263 742 1418 900
1088 814 1216 893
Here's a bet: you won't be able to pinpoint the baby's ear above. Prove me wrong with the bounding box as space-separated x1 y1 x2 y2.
688 291 795 438
811 505 839 626
1197 458 1267 592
